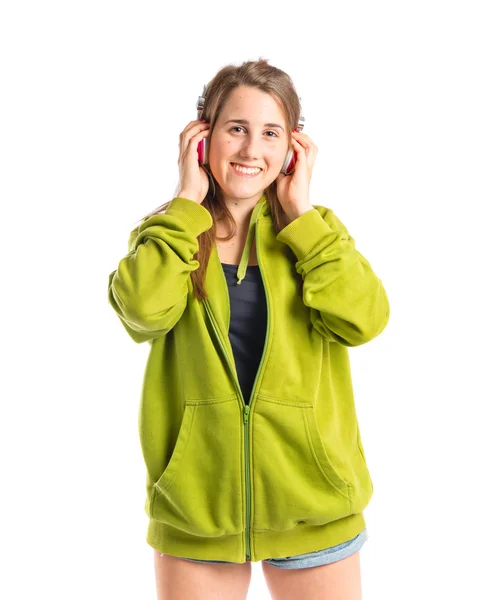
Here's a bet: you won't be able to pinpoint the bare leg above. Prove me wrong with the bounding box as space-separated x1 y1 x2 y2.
154 550 252 600
261 550 362 600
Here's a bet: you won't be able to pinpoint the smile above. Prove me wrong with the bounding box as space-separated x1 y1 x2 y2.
230 163 263 177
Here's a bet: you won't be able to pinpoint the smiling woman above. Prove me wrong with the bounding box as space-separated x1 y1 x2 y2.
108 57 388 600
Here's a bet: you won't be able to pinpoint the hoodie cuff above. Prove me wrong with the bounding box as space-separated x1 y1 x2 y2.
276 208 334 259
164 196 213 235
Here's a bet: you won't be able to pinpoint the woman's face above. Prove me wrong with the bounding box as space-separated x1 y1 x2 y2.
208 86 291 205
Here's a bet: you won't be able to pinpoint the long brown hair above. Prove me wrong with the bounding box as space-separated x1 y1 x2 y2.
133 57 304 302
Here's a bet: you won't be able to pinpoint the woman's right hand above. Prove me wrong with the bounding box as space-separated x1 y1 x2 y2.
177 119 211 204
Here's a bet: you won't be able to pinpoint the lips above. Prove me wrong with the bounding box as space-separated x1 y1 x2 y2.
230 162 263 170
230 163 263 178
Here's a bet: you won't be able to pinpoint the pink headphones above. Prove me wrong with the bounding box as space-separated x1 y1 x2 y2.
196 83 305 176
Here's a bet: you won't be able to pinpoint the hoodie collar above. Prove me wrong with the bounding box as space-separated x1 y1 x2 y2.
236 194 268 285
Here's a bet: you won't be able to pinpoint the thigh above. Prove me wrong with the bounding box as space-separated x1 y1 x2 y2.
153 550 252 600
262 551 362 600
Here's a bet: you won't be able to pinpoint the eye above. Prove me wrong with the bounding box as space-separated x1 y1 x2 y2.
230 126 278 138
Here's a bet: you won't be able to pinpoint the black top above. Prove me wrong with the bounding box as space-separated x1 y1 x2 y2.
221 263 268 405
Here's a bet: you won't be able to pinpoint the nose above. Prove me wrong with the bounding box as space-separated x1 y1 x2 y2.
238 135 262 161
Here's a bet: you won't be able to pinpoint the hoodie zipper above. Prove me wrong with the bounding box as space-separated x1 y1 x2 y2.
202 219 270 563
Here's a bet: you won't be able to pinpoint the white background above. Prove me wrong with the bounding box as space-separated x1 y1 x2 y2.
1 1 479 598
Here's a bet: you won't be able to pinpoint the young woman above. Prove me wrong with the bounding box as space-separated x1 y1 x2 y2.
108 58 389 600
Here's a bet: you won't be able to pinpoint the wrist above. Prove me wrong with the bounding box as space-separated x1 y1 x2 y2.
285 204 315 224
176 191 203 204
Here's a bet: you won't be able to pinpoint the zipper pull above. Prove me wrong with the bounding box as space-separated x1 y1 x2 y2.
244 404 250 423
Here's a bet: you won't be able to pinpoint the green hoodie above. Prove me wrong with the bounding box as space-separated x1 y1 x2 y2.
107 193 389 563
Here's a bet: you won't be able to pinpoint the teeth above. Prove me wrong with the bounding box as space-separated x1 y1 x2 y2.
232 163 261 175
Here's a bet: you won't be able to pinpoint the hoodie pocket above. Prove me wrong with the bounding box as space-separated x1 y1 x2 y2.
149 396 244 538
252 397 352 531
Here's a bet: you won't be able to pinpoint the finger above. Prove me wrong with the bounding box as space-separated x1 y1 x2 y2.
293 132 318 156
291 137 304 151
292 136 315 156
292 131 314 146
292 135 308 144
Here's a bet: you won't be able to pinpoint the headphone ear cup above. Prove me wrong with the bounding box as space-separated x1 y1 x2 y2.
204 136 209 165
197 136 209 166
281 148 295 175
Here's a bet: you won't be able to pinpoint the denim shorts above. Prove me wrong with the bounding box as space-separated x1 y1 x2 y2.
178 528 368 569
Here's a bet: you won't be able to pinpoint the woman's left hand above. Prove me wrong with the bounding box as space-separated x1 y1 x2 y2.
275 130 318 220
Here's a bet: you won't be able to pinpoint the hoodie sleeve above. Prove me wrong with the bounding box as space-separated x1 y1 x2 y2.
108 197 213 344
276 205 390 347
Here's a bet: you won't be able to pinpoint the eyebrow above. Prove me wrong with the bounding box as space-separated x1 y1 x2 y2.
224 119 284 132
